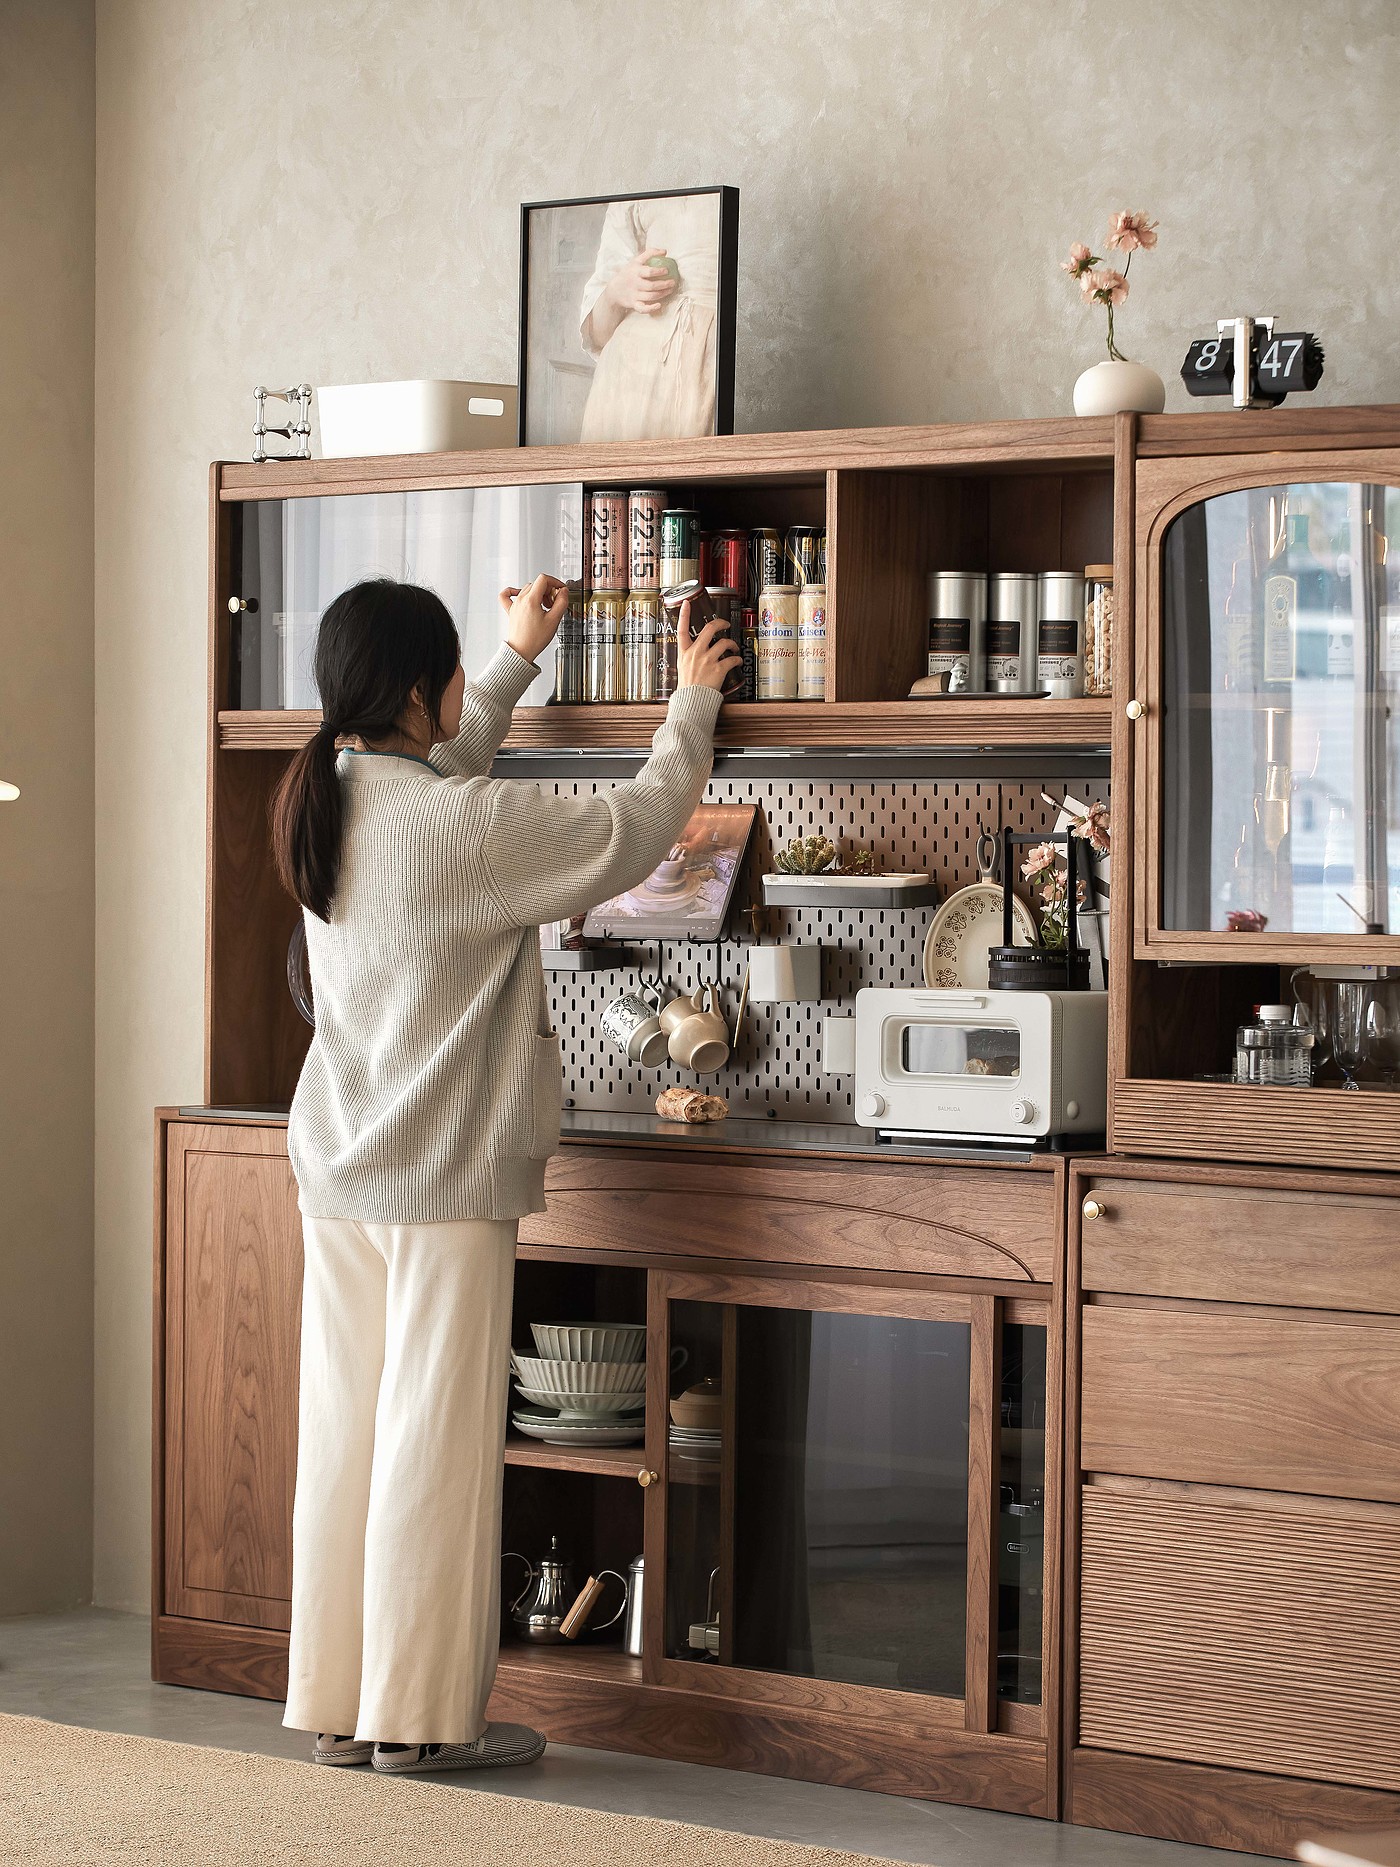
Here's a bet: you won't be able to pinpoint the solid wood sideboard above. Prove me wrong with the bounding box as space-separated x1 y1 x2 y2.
1065 1159 1400 1858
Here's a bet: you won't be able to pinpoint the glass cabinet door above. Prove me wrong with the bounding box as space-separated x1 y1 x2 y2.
1159 479 1400 937
661 1284 1047 1713
226 483 584 712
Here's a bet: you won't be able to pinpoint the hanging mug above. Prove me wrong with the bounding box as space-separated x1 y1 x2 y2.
601 980 668 1067
663 983 730 1073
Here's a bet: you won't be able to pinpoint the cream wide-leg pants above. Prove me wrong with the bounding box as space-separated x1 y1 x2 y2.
282 1214 518 1745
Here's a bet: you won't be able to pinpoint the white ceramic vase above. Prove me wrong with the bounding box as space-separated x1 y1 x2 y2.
1072 359 1166 417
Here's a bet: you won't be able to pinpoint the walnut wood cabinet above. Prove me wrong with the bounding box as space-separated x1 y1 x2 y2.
1064 1159 1400 1858
154 1115 1068 1818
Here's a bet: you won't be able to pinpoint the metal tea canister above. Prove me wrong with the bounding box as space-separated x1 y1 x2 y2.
926 571 987 692
624 593 659 702
553 586 585 704
1036 571 1087 697
986 572 1041 694
589 489 628 594
798 584 827 699
1083 564 1114 696
757 584 800 699
628 489 666 593
660 507 700 588
584 593 625 703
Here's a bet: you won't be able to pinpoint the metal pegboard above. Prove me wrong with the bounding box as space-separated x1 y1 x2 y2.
546 777 1110 1122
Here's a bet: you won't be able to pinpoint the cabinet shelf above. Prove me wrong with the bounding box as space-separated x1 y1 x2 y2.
503 1433 646 1479
217 697 1114 754
495 1640 641 1686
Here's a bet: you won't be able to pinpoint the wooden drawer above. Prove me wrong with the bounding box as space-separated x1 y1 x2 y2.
1079 1485 1400 1792
1081 1305 1400 1501
524 1148 1058 1284
1078 1174 1400 1314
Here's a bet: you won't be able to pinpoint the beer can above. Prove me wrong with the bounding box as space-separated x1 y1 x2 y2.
749 528 783 602
662 580 744 697
926 571 988 693
589 489 628 593
785 525 823 590
708 528 747 601
628 489 666 592
798 583 827 700
661 507 700 565
553 587 585 704
697 532 713 589
986 572 1040 693
623 593 659 702
584 593 625 703
657 593 680 700
740 606 759 701
1036 571 1086 698
660 554 699 588
757 584 800 700
816 528 827 584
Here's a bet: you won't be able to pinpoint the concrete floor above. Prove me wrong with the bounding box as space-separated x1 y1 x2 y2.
0 1609 1277 1867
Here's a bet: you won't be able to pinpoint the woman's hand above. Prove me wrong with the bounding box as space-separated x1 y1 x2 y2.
677 608 742 695
603 247 678 318
501 574 569 665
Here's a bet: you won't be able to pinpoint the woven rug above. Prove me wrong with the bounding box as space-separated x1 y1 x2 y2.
0 1714 923 1867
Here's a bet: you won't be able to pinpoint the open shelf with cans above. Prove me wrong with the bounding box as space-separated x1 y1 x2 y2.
212 416 1123 757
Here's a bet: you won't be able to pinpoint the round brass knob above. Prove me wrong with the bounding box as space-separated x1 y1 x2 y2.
227 595 259 614
1125 699 1145 721
637 1468 659 1489
1082 1197 1106 1221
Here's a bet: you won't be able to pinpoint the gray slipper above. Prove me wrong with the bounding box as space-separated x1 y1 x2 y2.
372 1723 547 1773
313 1733 374 1766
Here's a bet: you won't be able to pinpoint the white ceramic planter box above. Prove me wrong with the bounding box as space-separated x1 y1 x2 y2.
316 380 518 457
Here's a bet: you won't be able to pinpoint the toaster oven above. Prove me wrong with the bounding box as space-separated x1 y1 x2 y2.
851 987 1108 1144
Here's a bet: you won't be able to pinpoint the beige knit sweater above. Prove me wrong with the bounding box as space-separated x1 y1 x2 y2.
288 644 722 1224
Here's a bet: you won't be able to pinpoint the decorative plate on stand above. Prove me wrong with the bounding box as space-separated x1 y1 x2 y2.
923 832 1038 990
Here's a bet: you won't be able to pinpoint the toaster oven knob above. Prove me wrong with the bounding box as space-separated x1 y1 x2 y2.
862 1092 887 1118
1009 1098 1036 1126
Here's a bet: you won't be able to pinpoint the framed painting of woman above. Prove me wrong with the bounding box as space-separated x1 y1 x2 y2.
518 186 739 447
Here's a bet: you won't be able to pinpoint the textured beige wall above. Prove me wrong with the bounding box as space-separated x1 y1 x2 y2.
0 0 95 1612
93 0 1400 1607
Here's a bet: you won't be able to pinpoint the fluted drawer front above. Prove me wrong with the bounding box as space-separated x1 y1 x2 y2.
1079 1487 1400 1791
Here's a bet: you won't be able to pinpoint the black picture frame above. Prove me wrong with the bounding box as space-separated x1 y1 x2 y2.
517 185 739 448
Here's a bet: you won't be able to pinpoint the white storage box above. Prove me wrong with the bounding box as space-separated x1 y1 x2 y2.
316 380 517 458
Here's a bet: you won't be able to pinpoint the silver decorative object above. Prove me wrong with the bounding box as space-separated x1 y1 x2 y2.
253 384 313 464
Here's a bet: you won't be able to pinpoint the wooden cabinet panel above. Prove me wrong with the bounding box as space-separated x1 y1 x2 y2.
1079 1486 1400 1792
524 1149 1058 1284
1080 1305 1400 1501
1079 1175 1400 1314
162 1123 301 1629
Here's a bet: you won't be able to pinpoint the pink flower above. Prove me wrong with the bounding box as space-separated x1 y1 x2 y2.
1060 241 1094 278
1072 800 1111 855
1082 267 1129 307
1021 841 1060 881
1108 210 1158 253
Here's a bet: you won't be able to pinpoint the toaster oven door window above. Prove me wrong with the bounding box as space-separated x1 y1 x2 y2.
899 1021 1021 1080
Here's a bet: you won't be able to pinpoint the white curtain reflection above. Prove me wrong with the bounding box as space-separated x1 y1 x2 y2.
274 485 583 709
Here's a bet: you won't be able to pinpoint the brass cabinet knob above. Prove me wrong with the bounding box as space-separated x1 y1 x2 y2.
637 1468 659 1488
1125 699 1145 720
227 595 259 614
1082 1197 1107 1221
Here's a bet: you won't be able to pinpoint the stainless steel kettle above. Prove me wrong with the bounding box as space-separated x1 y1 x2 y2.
502 1537 575 1644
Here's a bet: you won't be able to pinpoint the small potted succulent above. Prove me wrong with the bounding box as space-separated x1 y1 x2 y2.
1062 211 1166 417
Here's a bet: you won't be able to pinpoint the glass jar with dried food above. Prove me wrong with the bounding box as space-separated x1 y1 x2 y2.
1084 564 1114 696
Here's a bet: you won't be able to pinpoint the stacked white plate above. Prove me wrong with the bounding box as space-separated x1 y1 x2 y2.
668 1423 722 1464
510 1321 647 1448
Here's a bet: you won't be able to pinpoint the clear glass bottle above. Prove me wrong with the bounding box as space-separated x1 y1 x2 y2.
1235 1003 1314 1087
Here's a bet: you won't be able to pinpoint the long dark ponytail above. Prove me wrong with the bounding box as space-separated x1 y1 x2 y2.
272 578 460 920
